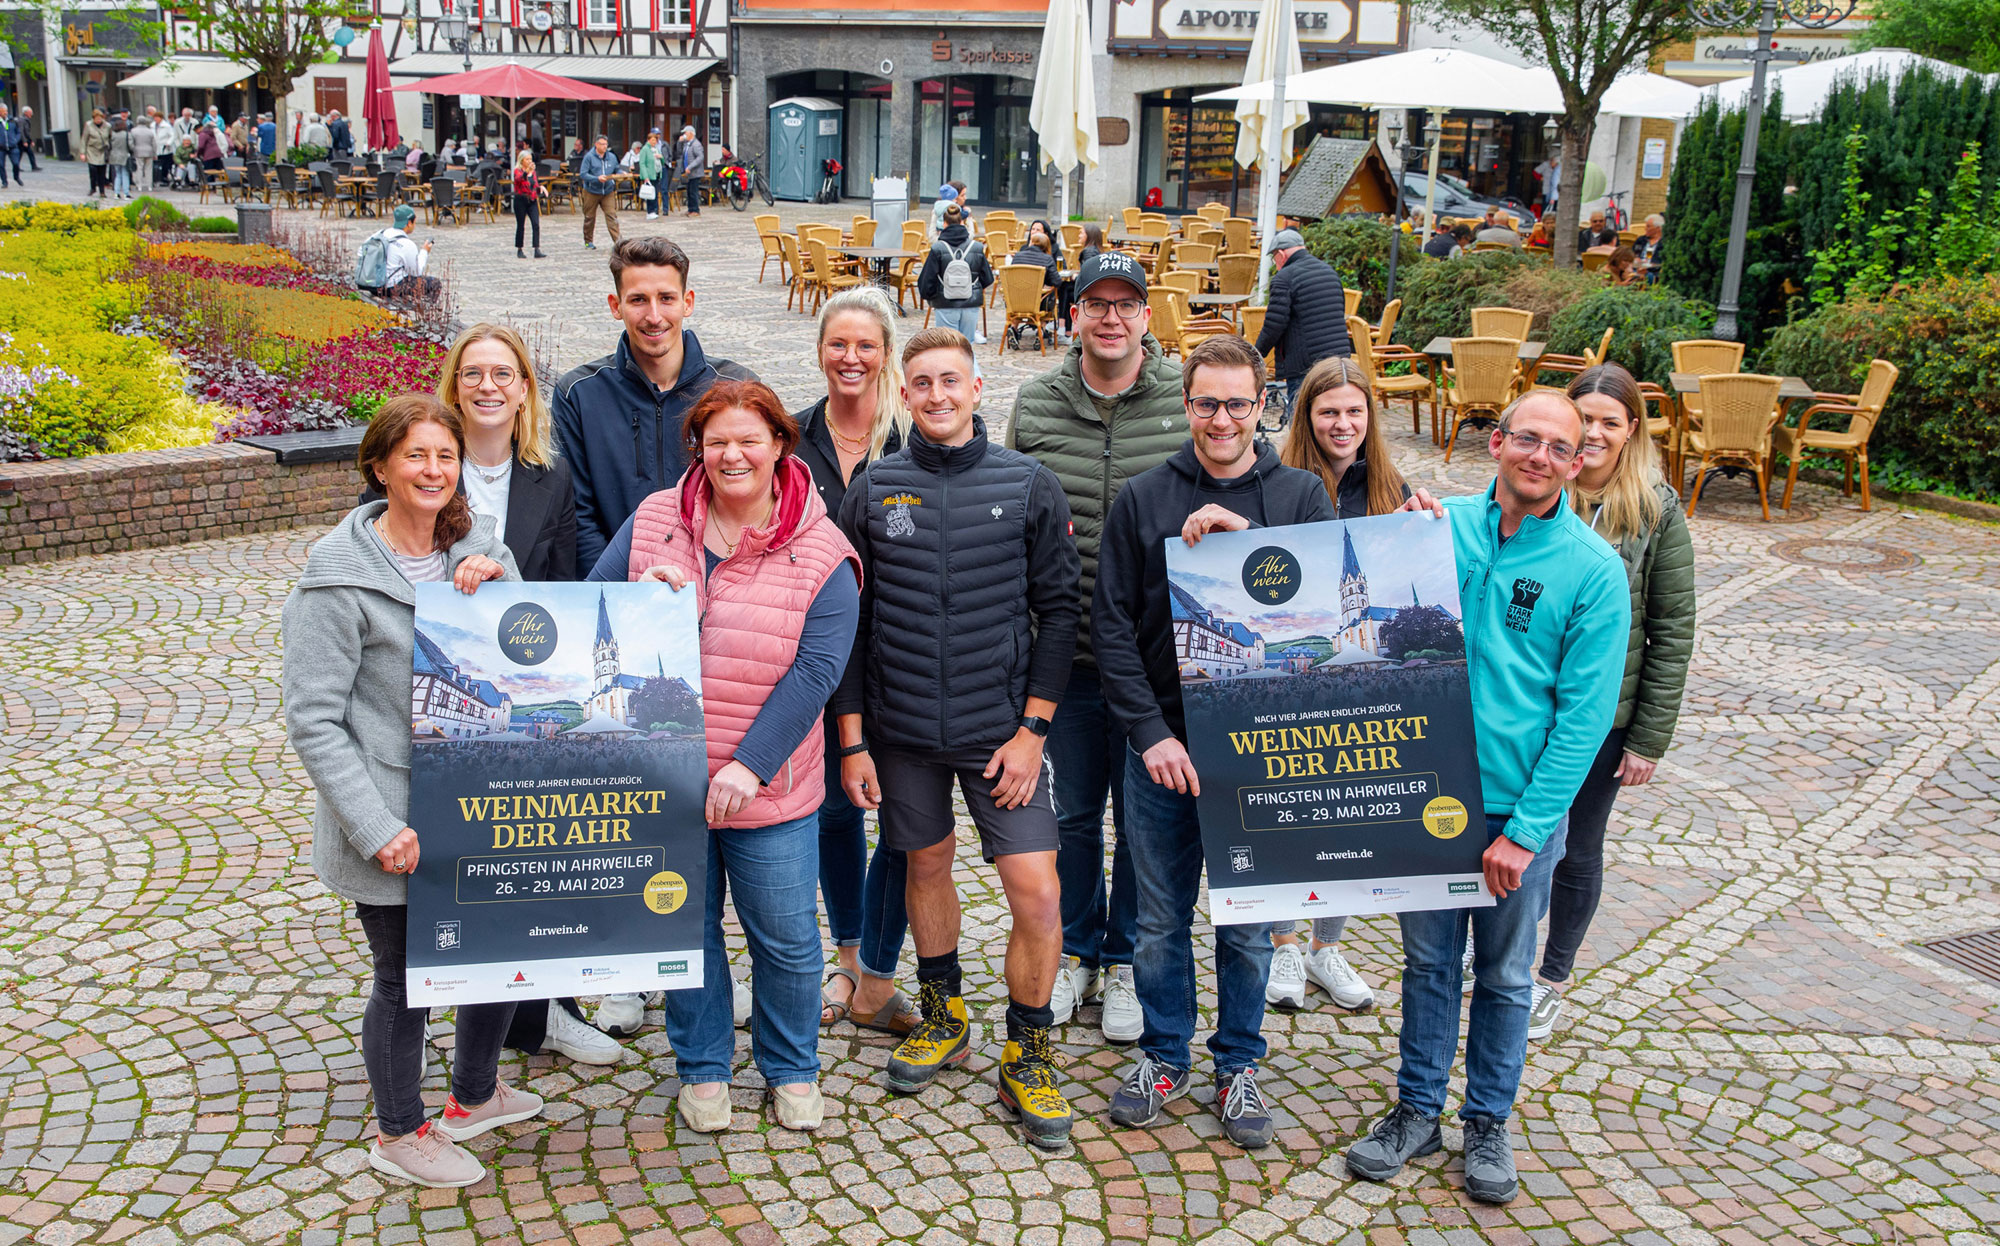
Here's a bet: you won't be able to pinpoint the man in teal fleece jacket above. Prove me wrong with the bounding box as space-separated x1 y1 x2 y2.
1345 389 1630 1204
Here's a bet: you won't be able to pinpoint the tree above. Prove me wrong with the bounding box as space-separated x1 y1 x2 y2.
630 675 703 734
1379 605 1466 661
170 0 352 142
1855 0 2000 73
1414 0 1697 266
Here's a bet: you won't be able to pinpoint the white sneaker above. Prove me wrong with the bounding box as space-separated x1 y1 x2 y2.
733 974 751 1028
646 211 659 220
597 992 646 1036
1462 935 1476 993
543 1001 623 1065
1304 945 1375 1011
973 334 988 345
1526 982 1563 1041
1265 943 1307 1011
1049 956 1098 1025
1100 964 1143 1044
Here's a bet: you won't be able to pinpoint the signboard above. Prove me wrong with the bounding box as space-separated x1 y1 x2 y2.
460 93 482 109
1164 515 1489 924
1111 0 1408 57
563 99 578 138
405 583 710 1006
709 105 721 145
818 116 838 136
1642 137 1666 180
422 98 435 130
1693 32 1852 67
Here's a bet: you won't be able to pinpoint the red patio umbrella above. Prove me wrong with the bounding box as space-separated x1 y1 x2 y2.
390 61 639 156
363 26 400 152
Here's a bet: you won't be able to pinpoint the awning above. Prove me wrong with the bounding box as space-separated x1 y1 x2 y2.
387 53 716 87
119 58 256 90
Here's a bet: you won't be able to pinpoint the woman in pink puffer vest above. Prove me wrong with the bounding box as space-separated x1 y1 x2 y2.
590 379 859 1136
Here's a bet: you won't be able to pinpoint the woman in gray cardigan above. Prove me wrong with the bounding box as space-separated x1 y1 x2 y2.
282 395 537 1189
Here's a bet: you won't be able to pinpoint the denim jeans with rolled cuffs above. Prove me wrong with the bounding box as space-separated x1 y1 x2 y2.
818 780 909 979
1396 813 1569 1120
1122 748 1273 1078
661 812 824 1087
1052 665 1135 972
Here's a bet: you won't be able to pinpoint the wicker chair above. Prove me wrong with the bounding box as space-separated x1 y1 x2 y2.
1367 299 1437 437
271 162 302 209
1146 287 1190 357
1672 337 1745 433
1470 306 1534 341
755 213 786 283
1121 206 1143 231
315 168 356 218
778 233 808 313
1440 337 1523 462
1190 227 1227 254
1684 373 1783 519
371 169 402 219
428 176 459 226
1175 242 1216 266
1533 326 1614 390
1059 222 1084 261
1772 358 1899 511
1160 270 1202 300
1579 251 1609 272
1001 263 1055 354
850 218 878 247
1222 217 1254 255
1198 202 1229 224
1217 254 1257 297
806 237 861 313
1344 288 1362 318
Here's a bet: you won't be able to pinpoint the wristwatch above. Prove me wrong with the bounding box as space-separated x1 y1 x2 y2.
1019 715 1052 738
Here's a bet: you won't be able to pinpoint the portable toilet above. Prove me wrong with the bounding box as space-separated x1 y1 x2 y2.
767 97 843 202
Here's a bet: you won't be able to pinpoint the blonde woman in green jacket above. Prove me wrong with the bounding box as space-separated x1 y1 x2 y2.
1529 363 1695 1041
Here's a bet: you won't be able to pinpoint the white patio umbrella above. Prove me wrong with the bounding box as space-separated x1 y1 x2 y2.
1598 71 1704 119
1028 0 1099 230
1234 0 1308 303
1705 48 1992 121
1200 48 1562 233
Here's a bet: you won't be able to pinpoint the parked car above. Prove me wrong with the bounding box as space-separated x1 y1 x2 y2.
1399 171 1532 221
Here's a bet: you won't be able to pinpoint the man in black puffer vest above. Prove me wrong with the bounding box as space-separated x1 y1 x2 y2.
1255 227 1353 418
834 326 1081 1152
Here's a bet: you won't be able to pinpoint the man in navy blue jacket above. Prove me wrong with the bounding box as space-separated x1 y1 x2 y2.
552 236 757 575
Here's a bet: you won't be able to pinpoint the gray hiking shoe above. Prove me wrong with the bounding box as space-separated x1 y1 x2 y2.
1462 1113 1519 1203
1344 1102 1442 1181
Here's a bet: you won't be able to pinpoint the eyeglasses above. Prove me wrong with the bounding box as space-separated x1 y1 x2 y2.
1500 429 1579 463
1187 396 1260 420
457 366 519 388
822 340 882 359
1078 297 1146 320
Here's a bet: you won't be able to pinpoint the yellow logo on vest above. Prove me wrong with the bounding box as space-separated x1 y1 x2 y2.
883 493 923 506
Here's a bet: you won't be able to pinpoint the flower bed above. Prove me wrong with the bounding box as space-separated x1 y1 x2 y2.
0 204 446 461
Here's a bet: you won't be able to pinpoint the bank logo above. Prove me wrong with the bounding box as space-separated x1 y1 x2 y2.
434 921 460 951
1241 545 1301 604
1448 881 1479 895
1229 845 1254 873
1506 578 1544 633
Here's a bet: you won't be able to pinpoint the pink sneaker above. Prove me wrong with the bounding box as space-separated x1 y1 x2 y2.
434 1082 545 1142
369 1121 484 1188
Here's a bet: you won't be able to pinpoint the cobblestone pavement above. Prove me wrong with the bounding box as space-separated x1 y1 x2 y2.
5 168 2000 1246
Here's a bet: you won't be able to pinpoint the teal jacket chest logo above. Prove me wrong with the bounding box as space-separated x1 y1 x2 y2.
1505 578 1545 632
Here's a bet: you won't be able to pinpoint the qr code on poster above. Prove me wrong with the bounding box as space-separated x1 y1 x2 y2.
435 921 460 951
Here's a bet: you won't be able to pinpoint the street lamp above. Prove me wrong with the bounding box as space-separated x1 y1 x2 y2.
436 3 475 145
1382 112 1418 301
1689 0 1857 339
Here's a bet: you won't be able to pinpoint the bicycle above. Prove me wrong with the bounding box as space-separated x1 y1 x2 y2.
1602 188 1629 233
714 157 774 211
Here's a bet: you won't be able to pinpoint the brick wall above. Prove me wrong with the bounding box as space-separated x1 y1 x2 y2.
0 443 357 565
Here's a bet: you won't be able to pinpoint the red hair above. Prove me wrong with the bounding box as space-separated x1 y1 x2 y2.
680 378 800 461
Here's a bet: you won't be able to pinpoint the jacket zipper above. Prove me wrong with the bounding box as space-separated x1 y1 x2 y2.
936 462 952 749
655 394 668 489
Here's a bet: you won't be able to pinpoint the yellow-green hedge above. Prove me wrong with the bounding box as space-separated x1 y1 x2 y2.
0 201 130 234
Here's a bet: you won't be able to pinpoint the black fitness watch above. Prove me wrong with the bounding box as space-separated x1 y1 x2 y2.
1019 715 1052 738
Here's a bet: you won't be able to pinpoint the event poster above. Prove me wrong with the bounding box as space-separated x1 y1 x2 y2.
405 583 710 1005
1165 513 1490 924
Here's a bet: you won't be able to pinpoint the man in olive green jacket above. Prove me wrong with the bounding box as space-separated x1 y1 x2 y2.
1006 252 1187 1044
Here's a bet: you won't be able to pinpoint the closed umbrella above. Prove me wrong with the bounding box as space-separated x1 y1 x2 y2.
1233 0 1307 303
364 25 399 152
1027 0 1099 231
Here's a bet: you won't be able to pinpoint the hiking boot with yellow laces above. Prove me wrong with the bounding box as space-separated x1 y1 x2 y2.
884 978 971 1093
996 1027 1072 1150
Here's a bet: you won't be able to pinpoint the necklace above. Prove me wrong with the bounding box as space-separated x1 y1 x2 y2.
713 497 776 556
828 418 871 455
374 516 428 559
470 456 510 484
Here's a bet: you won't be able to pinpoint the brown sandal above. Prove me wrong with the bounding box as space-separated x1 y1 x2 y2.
849 987 921 1036
821 967 858 1028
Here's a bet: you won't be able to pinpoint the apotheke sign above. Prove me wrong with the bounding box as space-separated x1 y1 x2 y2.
1112 0 1407 54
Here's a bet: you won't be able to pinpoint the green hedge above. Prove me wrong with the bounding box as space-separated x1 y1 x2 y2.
1759 275 2000 499
1545 286 1718 389
1302 218 1425 322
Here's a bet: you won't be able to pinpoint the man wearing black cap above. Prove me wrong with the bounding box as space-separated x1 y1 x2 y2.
1253 227 1353 420
1007 250 1188 1046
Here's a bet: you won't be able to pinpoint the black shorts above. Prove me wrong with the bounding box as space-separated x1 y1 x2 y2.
874 745 1059 862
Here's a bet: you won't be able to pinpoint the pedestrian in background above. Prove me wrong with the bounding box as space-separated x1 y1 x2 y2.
0 105 19 189
578 134 622 250
512 150 546 260
107 115 133 200
18 106 38 174
677 124 705 217
82 107 112 198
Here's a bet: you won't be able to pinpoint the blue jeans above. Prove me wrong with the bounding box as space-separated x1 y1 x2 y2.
1123 748 1272 1078
113 163 130 196
818 779 909 979
1396 813 1569 1121
931 307 985 373
661 812 823 1086
1053 665 1134 969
